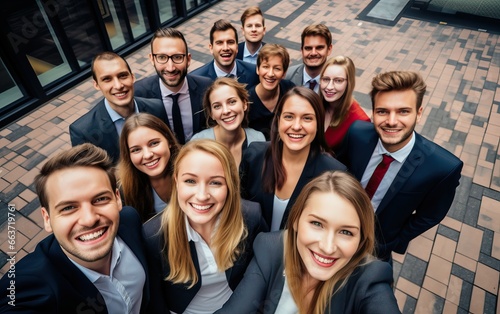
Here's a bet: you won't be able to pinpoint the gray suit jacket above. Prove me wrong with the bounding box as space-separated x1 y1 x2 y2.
216 232 401 314
285 63 305 86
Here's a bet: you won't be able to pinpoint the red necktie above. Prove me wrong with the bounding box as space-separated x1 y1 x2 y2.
365 154 395 199
309 80 317 90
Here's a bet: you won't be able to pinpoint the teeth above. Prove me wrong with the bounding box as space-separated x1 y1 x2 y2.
79 229 105 241
384 129 399 133
222 116 236 122
288 134 305 138
192 204 212 211
313 252 335 264
115 92 126 97
145 159 159 167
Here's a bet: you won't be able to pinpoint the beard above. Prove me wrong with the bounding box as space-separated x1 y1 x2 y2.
156 67 187 89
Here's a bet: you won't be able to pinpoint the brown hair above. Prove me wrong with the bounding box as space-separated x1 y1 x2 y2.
256 43 290 73
300 24 332 48
240 6 265 26
150 27 189 54
320 56 356 127
210 19 238 44
370 71 427 111
91 51 132 82
262 87 328 193
35 143 116 212
202 77 250 128
285 171 375 314
117 113 180 222
161 139 247 287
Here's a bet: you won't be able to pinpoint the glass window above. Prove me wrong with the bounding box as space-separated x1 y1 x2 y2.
157 0 176 23
0 58 23 110
125 0 150 38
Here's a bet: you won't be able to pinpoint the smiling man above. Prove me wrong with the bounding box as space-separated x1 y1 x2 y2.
286 24 333 93
338 71 463 262
236 6 266 64
191 19 259 88
0 144 163 313
134 28 212 144
70 52 167 163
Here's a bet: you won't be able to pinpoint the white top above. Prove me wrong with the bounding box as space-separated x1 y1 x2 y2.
275 276 299 313
178 216 232 314
152 187 167 213
159 77 194 140
361 132 416 211
271 195 289 231
70 236 146 314
190 127 266 145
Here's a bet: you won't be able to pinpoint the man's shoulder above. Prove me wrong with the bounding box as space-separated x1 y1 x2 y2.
236 59 256 71
186 73 213 87
135 75 157 87
413 133 463 169
286 63 303 78
70 100 105 130
190 61 213 76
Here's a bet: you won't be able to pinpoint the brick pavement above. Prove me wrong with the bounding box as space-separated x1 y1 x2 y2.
0 0 498 313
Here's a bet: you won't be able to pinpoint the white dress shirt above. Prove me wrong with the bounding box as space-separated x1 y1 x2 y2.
302 69 320 93
213 61 237 78
159 77 194 140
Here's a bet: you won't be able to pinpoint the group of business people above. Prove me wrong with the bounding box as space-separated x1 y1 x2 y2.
0 5 463 314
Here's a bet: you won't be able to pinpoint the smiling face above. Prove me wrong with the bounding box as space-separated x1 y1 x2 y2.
150 37 191 93
93 58 135 112
242 14 266 43
320 64 347 104
295 191 361 283
209 29 238 73
127 126 171 180
176 150 228 233
257 55 285 91
209 85 248 132
41 166 122 273
279 95 317 155
372 89 422 153
301 35 332 71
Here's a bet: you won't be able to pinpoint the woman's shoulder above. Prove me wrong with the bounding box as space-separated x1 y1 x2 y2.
253 232 284 259
348 100 370 122
351 260 393 283
244 128 266 144
190 128 215 140
280 79 296 90
245 141 270 156
314 152 347 171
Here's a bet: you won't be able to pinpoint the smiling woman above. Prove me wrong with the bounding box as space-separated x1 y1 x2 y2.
216 171 401 314
117 113 180 222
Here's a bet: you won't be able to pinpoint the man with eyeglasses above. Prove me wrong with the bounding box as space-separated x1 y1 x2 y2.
286 24 333 93
135 27 212 144
191 19 259 88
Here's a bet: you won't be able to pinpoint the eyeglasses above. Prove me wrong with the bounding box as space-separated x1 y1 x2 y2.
320 77 347 86
152 54 186 64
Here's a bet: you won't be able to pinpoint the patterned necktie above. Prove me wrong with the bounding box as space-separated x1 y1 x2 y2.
309 80 317 91
365 154 395 199
168 94 185 144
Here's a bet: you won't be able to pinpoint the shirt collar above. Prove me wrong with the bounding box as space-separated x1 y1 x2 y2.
104 99 138 121
184 215 221 243
375 131 416 163
243 42 262 58
213 61 237 78
302 68 319 86
159 77 188 97
68 237 122 282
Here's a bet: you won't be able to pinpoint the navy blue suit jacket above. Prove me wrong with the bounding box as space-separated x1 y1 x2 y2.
191 60 259 89
338 121 463 259
134 74 212 141
216 232 401 314
240 142 347 229
236 42 266 61
143 200 267 313
0 207 161 314
69 97 167 163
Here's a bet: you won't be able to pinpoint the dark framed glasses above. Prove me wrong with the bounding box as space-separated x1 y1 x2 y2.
152 54 186 64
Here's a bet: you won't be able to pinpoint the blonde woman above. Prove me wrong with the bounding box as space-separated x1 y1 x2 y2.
217 171 400 314
144 139 266 313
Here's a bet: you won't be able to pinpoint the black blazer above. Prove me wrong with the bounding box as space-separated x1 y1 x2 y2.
240 142 347 229
0 207 160 314
236 42 266 61
69 97 167 163
191 60 259 89
216 232 401 314
337 121 463 259
134 74 212 141
143 199 267 313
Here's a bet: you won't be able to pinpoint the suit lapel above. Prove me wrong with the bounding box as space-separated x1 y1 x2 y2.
96 102 120 159
187 75 203 132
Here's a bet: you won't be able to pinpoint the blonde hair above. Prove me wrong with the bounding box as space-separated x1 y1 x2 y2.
284 171 375 314
320 56 356 128
161 139 247 287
